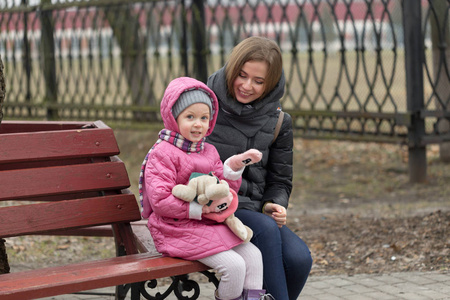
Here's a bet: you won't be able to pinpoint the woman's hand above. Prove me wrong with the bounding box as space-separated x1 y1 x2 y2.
263 203 287 228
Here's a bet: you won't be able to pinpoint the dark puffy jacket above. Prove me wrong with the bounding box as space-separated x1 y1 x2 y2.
207 67 293 212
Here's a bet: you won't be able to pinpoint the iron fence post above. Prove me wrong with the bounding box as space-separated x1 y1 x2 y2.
181 0 189 76
0 56 4 127
403 0 427 183
22 0 31 113
40 0 58 120
191 0 207 83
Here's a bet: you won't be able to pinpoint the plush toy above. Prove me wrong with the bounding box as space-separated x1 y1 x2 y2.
172 149 262 209
172 149 263 242
172 172 230 206
172 175 252 242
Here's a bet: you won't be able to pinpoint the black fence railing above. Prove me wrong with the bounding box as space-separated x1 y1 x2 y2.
1 0 449 181
0 55 4 125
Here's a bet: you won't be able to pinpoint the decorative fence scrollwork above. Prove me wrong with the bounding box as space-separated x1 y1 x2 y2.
0 0 449 181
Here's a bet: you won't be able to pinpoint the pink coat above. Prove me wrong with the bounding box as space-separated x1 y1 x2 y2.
141 77 243 260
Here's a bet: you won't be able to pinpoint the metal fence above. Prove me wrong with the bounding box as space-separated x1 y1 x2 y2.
1 0 449 179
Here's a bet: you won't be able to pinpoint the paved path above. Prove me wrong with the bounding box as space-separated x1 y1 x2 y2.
44 271 449 300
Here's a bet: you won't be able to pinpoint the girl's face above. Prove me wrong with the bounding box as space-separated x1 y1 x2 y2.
176 103 211 142
233 60 268 104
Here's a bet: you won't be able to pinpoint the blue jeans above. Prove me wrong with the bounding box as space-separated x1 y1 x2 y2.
235 209 312 300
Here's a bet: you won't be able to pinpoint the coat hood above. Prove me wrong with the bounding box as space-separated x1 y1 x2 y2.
160 77 219 137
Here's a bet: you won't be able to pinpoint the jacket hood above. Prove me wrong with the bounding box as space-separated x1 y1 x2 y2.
161 77 219 137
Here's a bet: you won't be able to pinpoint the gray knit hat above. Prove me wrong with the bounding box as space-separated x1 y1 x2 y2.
172 89 213 119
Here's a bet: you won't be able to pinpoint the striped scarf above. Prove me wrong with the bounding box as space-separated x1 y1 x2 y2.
138 129 205 208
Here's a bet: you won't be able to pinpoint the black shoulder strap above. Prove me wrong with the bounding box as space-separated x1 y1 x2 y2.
271 111 285 144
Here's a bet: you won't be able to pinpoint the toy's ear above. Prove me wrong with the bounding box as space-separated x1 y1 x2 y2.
205 180 230 200
172 184 196 202
196 174 218 185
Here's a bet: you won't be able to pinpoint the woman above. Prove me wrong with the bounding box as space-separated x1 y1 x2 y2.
207 36 312 300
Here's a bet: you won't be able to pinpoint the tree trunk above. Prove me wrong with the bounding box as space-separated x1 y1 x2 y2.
0 57 8 274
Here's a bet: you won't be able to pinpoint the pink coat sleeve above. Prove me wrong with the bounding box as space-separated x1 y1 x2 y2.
207 144 242 193
144 148 191 220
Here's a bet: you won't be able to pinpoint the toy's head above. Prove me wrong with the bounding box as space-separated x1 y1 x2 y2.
202 189 238 223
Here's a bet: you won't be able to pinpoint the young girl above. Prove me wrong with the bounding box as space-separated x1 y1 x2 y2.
139 77 271 300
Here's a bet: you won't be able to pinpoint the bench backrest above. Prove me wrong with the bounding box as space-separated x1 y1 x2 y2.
0 121 141 249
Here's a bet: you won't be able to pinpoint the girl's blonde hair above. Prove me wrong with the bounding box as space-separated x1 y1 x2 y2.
225 36 283 100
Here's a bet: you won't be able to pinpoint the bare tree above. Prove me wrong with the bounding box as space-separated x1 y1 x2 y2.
0 55 9 274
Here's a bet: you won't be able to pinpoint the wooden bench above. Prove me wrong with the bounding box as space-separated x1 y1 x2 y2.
0 120 218 300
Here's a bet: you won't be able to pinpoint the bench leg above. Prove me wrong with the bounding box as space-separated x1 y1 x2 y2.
113 223 137 300
199 270 220 289
0 239 10 274
130 282 142 300
116 283 131 300
131 271 219 300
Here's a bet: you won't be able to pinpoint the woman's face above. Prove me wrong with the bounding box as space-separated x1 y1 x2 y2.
233 60 268 104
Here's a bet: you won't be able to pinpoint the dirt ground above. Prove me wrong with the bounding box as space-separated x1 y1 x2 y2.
3 137 449 278
289 139 449 276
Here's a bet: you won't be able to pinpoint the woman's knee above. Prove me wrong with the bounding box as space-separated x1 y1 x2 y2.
292 247 312 275
283 234 312 275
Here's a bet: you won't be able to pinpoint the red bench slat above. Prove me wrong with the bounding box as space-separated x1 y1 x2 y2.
0 127 119 164
0 161 130 201
0 120 91 134
0 194 141 238
0 253 210 300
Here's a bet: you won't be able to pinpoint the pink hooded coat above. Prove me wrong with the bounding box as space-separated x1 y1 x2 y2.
141 77 243 260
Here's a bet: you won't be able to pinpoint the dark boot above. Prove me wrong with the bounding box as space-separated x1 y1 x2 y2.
243 289 275 300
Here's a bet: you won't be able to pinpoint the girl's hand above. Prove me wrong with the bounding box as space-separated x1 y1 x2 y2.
263 203 287 228
227 149 262 171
